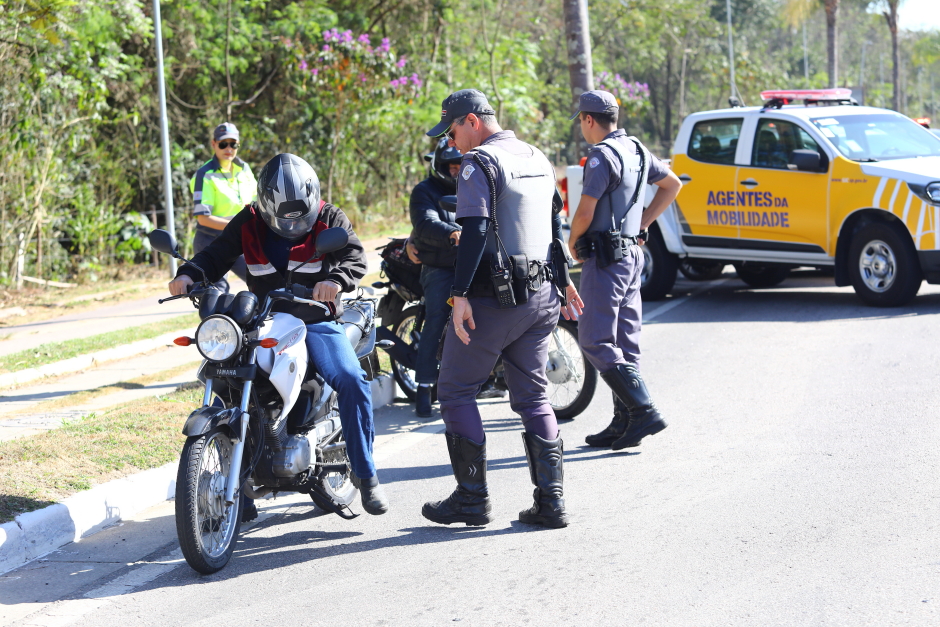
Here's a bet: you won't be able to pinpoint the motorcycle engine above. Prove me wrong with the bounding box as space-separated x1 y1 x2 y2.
272 434 312 477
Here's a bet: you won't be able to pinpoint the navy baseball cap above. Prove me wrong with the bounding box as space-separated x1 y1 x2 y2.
213 122 240 141
569 90 619 120
426 89 497 137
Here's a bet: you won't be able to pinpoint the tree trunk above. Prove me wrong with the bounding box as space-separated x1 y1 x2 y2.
563 0 594 156
663 49 673 149
824 0 839 88
883 1 900 111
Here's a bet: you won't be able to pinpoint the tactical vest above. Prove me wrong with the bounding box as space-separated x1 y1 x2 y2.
588 137 650 237
473 144 555 263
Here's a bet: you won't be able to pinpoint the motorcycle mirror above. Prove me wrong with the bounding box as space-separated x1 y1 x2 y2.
438 195 457 213
149 229 180 258
315 227 349 256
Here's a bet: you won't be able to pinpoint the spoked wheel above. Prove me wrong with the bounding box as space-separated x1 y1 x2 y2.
545 319 597 420
390 305 421 401
176 427 243 574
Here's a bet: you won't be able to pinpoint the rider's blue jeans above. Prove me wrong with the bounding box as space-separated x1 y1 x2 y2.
305 320 376 479
415 265 455 385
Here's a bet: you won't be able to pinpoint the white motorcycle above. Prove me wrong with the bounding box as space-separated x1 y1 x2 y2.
149 227 381 574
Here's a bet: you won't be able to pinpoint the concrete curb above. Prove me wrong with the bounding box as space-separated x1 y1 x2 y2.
0 330 194 390
0 373 398 575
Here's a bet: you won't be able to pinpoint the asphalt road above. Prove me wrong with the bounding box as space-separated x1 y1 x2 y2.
4 270 940 626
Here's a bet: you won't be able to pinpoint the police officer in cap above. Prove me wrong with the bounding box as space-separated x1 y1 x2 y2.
420 89 583 529
567 90 682 450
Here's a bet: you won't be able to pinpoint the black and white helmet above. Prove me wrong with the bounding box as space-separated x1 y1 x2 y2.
256 153 321 240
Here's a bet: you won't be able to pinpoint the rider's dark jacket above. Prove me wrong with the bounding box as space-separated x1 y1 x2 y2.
409 176 459 268
176 202 367 324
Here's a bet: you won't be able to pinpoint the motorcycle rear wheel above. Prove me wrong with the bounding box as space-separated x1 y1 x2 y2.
315 427 357 506
546 319 596 420
176 427 243 575
390 305 421 401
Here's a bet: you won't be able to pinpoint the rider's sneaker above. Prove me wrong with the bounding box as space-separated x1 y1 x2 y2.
416 386 433 417
352 473 389 515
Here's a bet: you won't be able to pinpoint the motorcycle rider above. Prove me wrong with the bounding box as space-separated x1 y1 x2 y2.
406 139 507 417
168 153 389 517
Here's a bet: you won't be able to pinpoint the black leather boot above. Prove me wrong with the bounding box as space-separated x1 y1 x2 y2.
415 385 433 417
584 392 633 447
351 473 389 515
601 364 667 450
519 432 569 528
422 433 494 526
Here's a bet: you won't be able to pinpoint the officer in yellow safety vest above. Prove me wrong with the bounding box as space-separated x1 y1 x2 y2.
189 122 258 292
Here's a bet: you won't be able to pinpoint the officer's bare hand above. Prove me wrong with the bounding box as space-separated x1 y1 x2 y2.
568 240 582 264
168 275 193 296
561 284 584 321
406 240 422 264
451 296 475 345
449 230 461 247
311 280 340 302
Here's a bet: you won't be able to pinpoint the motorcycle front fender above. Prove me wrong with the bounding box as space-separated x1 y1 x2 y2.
181 406 243 438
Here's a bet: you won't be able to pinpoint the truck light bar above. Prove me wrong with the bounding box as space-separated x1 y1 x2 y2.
760 88 852 101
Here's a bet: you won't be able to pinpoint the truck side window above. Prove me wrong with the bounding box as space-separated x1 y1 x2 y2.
687 118 743 165
752 119 824 169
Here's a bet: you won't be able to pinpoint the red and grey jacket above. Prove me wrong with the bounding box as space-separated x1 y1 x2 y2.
176 202 367 324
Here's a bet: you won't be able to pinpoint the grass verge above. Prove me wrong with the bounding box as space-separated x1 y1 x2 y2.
0 385 199 523
0 313 200 375
11 360 203 415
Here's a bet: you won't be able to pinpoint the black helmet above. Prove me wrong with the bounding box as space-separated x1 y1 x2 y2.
256 153 321 240
424 138 462 192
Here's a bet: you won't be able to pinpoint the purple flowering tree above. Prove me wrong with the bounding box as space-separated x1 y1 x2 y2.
594 72 651 119
286 29 422 202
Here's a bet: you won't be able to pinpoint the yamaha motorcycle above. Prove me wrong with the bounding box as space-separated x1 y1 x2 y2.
374 198 597 420
149 227 379 574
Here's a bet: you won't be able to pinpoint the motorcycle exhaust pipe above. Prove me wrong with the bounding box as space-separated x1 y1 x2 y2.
243 484 273 499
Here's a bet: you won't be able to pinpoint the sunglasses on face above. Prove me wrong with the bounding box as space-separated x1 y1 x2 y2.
218 141 239 149
444 127 456 141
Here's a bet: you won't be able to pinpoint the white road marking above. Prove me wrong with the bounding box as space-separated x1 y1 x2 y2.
643 278 730 324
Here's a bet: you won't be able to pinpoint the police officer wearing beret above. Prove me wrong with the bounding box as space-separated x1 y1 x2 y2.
420 89 583 529
567 90 682 450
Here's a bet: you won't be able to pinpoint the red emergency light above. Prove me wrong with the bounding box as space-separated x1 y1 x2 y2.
760 88 852 102
914 117 931 128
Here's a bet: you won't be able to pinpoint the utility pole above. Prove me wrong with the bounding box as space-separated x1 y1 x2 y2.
153 0 177 274
563 0 594 155
725 0 741 104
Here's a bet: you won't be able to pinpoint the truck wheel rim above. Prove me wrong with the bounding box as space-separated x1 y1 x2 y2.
640 246 653 286
858 239 896 293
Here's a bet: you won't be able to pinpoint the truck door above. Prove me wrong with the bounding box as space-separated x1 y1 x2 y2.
670 117 744 246
734 118 830 254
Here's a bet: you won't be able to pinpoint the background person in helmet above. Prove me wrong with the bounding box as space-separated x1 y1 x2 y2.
189 122 256 293
168 153 389 517
405 139 506 418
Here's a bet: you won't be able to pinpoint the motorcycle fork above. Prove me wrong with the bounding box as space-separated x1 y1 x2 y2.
224 350 257 506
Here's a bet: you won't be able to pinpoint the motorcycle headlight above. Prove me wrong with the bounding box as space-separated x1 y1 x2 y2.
195 315 242 362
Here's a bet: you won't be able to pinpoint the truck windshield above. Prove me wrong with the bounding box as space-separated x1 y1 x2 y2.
810 113 940 161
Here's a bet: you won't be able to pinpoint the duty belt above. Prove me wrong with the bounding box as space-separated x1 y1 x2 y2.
574 233 639 259
468 261 552 297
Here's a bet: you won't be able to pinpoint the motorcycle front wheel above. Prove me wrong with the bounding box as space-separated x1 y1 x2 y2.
176 427 243 574
546 319 597 420
390 305 421 401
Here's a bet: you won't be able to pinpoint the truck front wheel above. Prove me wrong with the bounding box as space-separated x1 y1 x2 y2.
848 222 921 307
640 228 678 301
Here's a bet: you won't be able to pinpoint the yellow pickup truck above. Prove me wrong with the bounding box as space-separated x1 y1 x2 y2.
634 88 940 306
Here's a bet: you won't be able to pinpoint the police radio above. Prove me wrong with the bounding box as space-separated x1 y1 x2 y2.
490 260 517 309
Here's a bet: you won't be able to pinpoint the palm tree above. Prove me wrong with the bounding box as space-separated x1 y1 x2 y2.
786 0 840 88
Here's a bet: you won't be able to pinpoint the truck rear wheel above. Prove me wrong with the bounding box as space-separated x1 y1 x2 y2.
640 228 678 301
848 222 921 307
733 262 790 288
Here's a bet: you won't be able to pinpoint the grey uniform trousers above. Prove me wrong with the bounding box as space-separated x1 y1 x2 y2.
577 245 643 372
438 280 561 442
